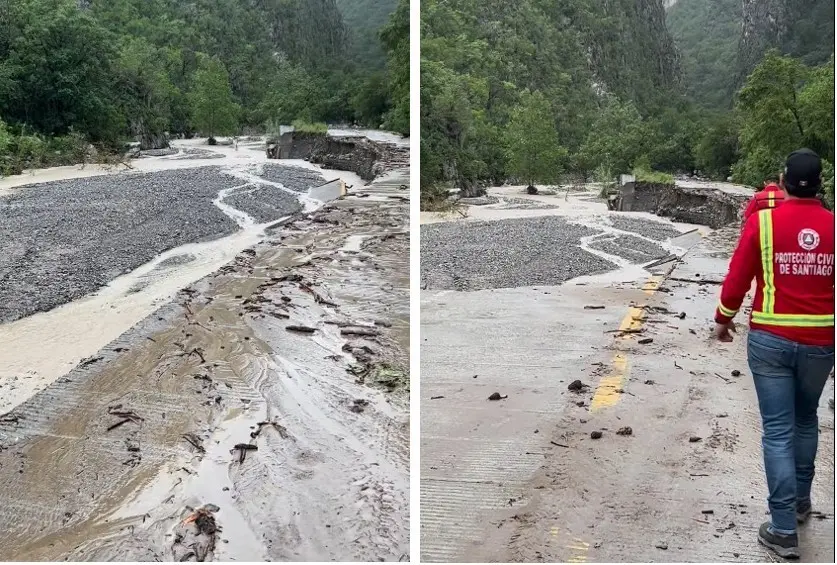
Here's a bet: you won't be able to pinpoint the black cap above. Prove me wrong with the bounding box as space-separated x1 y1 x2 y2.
784 148 822 196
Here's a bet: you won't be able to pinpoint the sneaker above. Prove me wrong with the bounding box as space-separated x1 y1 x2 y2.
758 522 800 559
797 501 813 524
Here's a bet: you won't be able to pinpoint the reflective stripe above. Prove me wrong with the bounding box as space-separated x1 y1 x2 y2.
718 302 737 317
758 209 776 313
752 312 835 327
767 194 776 208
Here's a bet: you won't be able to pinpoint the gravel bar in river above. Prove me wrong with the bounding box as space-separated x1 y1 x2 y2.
421 216 616 291
0 164 320 323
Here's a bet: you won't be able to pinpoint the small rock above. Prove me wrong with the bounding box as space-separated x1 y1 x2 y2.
590 431 603 439
701 509 714 514
584 305 605 310
488 392 508 401
638 338 654 345
656 542 668 550
576 401 585 407
689 436 702 443
567 380 586 392
731 370 741 377
644 379 655 385
616 426 633 436
717 413 729 418
678 312 686 319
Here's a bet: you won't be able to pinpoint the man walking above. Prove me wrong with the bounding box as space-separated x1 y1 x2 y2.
714 148 835 559
742 176 785 224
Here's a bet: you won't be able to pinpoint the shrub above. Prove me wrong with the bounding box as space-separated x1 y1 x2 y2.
633 166 675 184
291 119 328 134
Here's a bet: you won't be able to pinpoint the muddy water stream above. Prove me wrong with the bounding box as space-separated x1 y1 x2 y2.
0 142 360 414
0 166 410 560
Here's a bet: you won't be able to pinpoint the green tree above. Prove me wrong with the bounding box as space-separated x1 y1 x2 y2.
505 90 567 188
380 0 409 135
0 0 122 142
116 37 178 148
578 97 649 174
695 115 739 179
190 55 239 139
733 51 834 185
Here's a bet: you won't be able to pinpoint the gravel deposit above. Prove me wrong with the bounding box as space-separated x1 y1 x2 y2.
459 196 499 206
421 216 616 291
608 215 684 240
173 148 224 160
588 234 668 264
258 164 328 192
157 253 197 268
494 198 559 210
0 167 266 323
223 184 304 223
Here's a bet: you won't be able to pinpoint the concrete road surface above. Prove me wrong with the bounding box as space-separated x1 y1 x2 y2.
420 200 834 562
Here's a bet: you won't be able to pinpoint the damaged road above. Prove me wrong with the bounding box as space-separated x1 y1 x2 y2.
420 184 833 562
0 169 410 561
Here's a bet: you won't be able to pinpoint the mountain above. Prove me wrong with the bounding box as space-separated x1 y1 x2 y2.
667 0 834 109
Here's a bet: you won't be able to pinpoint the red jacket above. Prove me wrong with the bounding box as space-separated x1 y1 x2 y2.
742 184 784 223
716 199 835 346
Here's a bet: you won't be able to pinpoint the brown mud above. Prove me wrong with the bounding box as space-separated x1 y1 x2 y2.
0 171 409 561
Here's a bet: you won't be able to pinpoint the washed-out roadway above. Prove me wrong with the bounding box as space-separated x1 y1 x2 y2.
420 187 834 562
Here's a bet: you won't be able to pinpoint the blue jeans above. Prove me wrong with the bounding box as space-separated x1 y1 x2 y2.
747 330 834 534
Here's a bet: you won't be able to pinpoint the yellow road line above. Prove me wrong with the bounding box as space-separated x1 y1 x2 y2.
590 276 663 412
552 526 589 562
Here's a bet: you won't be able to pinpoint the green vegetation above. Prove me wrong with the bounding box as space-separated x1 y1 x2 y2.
732 52 835 187
505 90 567 188
190 55 239 140
0 0 407 175
420 0 835 206
633 167 675 185
337 0 399 69
291 120 329 134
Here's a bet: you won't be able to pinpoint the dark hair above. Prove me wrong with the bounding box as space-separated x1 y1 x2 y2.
764 172 780 183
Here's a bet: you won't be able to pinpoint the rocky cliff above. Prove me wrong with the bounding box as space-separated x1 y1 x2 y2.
738 0 833 78
588 0 681 108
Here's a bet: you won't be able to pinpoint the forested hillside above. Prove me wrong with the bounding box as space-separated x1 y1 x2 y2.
0 0 407 175
667 0 834 195
421 0 834 207
337 0 399 68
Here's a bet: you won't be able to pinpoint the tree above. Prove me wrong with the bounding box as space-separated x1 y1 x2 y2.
695 115 739 179
190 55 239 140
379 0 409 135
0 0 122 142
578 97 649 174
733 51 834 185
504 90 566 188
117 37 178 149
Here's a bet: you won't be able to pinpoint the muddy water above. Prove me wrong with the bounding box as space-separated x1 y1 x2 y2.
0 146 358 414
0 170 410 561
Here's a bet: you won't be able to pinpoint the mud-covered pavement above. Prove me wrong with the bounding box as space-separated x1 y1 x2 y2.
0 155 410 560
420 186 834 562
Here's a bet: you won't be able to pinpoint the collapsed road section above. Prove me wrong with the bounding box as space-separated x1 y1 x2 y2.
420 182 834 562
0 139 410 561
